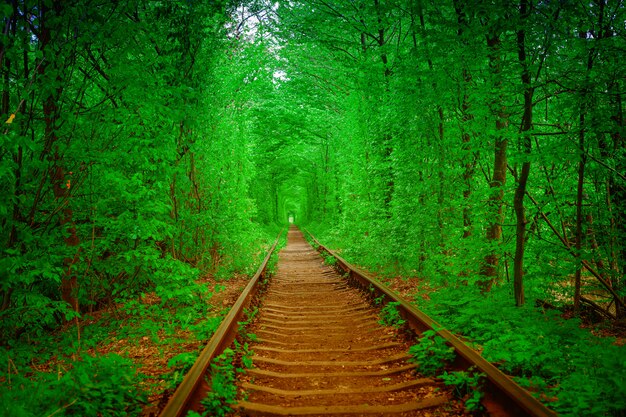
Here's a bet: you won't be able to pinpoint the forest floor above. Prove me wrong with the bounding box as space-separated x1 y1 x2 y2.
7 258 623 417
135 273 248 417
137 274 250 416
24 273 251 417
383 275 626 344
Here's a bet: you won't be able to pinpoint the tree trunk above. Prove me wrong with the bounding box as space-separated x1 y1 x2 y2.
1 2 17 312
480 32 508 290
453 0 476 240
574 110 586 312
512 0 533 307
610 87 625 317
373 0 394 217
416 5 446 245
573 17 597 311
40 1 80 315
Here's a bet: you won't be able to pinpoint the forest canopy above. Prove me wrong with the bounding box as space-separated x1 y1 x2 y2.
0 0 625 416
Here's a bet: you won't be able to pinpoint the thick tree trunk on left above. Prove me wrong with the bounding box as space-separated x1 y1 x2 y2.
40 1 80 315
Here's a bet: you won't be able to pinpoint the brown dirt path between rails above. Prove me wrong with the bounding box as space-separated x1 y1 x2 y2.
230 227 467 417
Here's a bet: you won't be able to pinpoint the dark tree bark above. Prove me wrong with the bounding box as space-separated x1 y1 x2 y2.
573 7 599 311
1 0 18 312
480 31 508 290
40 0 80 315
512 0 533 307
453 0 476 240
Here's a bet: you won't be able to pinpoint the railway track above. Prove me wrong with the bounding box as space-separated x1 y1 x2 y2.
159 226 556 417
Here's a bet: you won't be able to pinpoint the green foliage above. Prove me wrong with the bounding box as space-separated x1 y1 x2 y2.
190 316 223 342
196 338 257 417
57 354 146 416
114 280 219 344
166 352 198 390
378 301 406 328
0 0 276 348
556 371 626 416
241 345 254 370
1 0 624 415
373 293 385 306
440 369 485 412
422 285 626 416
553 344 626 417
238 307 259 341
0 354 145 417
200 349 238 417
265 250 280 278
322 253 337 266
234 340 255 370
408 330 456 377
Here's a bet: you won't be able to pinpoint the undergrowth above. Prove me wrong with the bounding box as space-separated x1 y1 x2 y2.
420 284 626 417
0 279 224 417
0 224 278 416
379 301 406 328
0 353 146 417
193 341 254 417
408 330 456 376
197 349 238 417
440 368 485 413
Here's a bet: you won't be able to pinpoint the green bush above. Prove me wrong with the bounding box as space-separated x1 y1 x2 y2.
440 369 485 412
166 352 198 390
200 349 237 417
322 253 337 266
378 301 406 328
0 353 145 417
408 330 456 376
421 285 626 416
554 345 626 417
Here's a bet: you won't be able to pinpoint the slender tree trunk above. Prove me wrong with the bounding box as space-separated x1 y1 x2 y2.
480 32 508 290
373 0 394 216
323 140 330 219
610 85 625 317
416 5 446 245
573 18 597 311
512 0 533 307
574 110 586 312
453 0 476 240
461 98 474 239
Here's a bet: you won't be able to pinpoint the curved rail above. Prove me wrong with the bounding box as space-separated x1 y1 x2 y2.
159 230 284 417
304 229 557 417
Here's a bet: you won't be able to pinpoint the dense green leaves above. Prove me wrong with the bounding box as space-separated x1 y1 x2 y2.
1 0 625 415
422 285 626 416
0 0 278 342
0 353 146 417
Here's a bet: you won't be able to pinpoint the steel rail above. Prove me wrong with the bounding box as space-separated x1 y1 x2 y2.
305 229 557 417
159 230 284 417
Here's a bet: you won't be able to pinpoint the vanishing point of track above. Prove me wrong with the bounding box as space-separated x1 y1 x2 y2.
236 228 445 415
160 226 557 417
